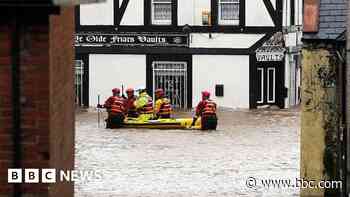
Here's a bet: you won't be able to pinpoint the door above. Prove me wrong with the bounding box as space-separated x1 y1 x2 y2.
152 61 188 109
256 63 284 108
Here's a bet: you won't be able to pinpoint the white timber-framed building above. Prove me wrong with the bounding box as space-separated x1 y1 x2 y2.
75 0 302 109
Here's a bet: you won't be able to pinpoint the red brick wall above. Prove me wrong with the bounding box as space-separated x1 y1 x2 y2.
0 21 51 196
0 24 13 196
0 7 75 197
49 7 75 197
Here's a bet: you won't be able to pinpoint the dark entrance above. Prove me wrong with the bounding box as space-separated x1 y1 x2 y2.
256 62 285 108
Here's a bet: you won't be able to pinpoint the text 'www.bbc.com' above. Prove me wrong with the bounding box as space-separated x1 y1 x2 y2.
246 177 342 189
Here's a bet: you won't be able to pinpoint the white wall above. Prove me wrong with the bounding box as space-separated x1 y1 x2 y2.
284 54 290 108
80 0 114 25
178 0 211 26
190 33 264 48
178 0 194 25
283 0 290 27
193 55 250 109
271 0 276 9
89 54 146 107
246 0 274 27
120 0 144 25
285 32 297 47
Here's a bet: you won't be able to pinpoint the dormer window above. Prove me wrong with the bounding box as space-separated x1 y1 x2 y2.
152 0 172 25
218 0 239 25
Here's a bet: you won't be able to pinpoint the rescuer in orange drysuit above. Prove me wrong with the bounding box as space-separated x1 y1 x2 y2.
99 88 126 128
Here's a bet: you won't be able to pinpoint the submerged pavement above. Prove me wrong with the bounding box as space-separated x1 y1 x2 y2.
75 108 300 197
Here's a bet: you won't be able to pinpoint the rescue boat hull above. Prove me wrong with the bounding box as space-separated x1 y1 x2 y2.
121 118 201 130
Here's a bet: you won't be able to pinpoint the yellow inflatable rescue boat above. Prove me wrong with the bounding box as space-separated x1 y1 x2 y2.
122 117 202 129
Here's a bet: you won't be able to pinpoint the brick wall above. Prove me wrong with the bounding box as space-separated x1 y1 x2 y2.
49 7 75 197
0 24 13 196
0 7 75 197
0 21 50 196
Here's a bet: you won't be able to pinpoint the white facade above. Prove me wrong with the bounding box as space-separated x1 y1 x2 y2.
80 0 278 27
80 0 114 25
120 0 144 25
76 0 301 109
89 54 146 107
283 0 303 107
193 55 250 108
245 0 274 27
190 34 265 49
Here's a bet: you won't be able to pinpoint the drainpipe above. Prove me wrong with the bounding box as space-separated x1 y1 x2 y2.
11 6 22 197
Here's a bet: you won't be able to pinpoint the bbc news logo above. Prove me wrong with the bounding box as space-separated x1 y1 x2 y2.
8 168 103 183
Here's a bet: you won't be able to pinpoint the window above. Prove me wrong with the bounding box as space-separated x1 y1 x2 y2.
152 0 172 25
218 0 239 25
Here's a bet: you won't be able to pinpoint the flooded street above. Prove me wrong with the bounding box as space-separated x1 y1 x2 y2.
75 108 300 197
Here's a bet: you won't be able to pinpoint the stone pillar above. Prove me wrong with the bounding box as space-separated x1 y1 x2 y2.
301 48 340 196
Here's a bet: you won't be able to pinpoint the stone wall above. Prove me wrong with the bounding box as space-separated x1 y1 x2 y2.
301 47 341 196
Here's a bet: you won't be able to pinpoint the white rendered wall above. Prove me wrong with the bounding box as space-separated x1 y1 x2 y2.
120 0 144 25
190 33 264 48
271 0 276 9
285 32 297 47
178 0 194 25
284 54 291 108
178 0 211 26
193 55 250 109
246 0 274 27
80 0 114 25
283 0 290 27
89 54 146 107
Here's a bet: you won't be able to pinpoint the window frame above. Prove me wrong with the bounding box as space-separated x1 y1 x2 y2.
151 0 172 25
218 0 240 25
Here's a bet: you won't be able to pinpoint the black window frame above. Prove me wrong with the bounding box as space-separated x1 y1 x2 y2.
145 0 177 27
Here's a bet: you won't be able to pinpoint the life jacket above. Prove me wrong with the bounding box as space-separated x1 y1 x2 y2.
202 99 216 117
140 97 153 114
104 96 117 109
110 97 126 116
127 96 138 116
158 98 172 116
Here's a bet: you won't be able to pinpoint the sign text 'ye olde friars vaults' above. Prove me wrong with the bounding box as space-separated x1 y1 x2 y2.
75 33 189 47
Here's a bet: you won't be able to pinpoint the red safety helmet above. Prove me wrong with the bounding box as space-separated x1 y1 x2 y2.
126 88 134 93
201 91 210 98
155 88 164 96
112 88 120 94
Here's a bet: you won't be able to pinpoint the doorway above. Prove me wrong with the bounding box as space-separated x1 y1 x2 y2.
146 54 192 109
152 61 188 109
256 62 285 108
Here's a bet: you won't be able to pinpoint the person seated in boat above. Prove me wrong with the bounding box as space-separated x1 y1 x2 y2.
125 88 139 118
154 88 172 119
134 87 154 121
191 91 217 130
98 88 126 128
